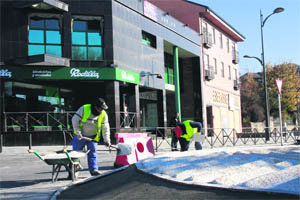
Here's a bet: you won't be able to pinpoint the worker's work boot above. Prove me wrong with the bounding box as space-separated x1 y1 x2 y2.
91 170 101 176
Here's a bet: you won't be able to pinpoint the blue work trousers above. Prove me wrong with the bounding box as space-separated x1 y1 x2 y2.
72 135 98 173
179 138 202 151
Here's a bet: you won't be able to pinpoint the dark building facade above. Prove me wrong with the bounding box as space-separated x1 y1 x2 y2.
0 0 202 145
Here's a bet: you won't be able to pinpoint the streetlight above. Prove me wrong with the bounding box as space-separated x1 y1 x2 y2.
243 54 270 139
244 7 284 141
297 96 300 127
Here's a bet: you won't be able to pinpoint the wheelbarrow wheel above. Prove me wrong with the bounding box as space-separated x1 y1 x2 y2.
66 163 80 181
74 171 79 179
73 163 82 180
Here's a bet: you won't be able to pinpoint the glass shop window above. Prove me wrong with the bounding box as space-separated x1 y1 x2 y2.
142 31 156 48
28 18 62 57
72 20 103 61
4 81 75 113
164 53 174 85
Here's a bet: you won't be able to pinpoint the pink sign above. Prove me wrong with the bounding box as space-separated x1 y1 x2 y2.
276 79 283 94
144 1 157 21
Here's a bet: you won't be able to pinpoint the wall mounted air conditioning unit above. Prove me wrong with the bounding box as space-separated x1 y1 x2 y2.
203 33 212 48
232 49 239 64
234 80 240 90
205 69 214 81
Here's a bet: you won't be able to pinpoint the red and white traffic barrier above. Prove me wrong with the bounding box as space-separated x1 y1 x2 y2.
114 133 155 167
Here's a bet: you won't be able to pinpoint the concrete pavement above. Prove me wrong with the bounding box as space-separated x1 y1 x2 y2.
0 145 119 200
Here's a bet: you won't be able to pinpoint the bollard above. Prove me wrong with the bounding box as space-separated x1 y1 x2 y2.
0 133 3 153
29 133 32 150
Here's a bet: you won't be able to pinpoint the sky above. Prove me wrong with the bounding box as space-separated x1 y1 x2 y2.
136 144 300 195
190 0 300 75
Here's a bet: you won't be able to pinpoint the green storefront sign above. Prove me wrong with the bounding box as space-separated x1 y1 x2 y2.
0 66 140 84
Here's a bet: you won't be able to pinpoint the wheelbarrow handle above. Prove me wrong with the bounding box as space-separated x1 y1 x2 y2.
64 149 75 165
28 149 45 161
109 145 120 151
80 137 113 148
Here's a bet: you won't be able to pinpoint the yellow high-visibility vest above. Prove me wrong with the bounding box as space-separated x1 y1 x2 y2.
74 104 106 142
180 120 197 141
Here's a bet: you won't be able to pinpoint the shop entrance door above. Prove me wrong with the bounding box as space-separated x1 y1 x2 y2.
139 89 159 129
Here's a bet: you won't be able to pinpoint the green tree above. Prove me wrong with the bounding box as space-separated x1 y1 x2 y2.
266 63 300 122
240 73 265 123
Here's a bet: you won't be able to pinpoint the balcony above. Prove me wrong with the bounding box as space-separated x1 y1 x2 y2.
203 30 212 48
234 80 240 90
232 47 239 64
205 66 214 81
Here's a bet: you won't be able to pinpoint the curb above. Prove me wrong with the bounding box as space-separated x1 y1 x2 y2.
135 167 300 198
50 165 128 200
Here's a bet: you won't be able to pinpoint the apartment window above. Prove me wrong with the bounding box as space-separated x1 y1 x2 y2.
228 65 231 80
202 22 208 32
234 68 238 80
221 62 225 78
213 58 217 74
227 38 230 53
212 28 216 44
28 17 61 57
142 31 156 48
219 33 223 49
204 54 209 70
203 24 212 48
72 18 103 61
232 42 236 53
164 53 174 85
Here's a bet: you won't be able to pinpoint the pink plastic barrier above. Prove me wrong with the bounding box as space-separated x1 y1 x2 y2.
114 133 155 167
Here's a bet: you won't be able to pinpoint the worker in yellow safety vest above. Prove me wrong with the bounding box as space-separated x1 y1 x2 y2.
174 120 203 152
72 97 111 176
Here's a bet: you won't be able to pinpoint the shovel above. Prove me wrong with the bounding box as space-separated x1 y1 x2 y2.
79 136 132 156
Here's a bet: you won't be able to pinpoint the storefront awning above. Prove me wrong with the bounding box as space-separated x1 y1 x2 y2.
0 66 140 85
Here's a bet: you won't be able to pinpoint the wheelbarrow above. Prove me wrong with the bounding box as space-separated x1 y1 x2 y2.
28 149 88 182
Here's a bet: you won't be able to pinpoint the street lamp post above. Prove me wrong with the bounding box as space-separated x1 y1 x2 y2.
244 7 284 141
297 96 300 127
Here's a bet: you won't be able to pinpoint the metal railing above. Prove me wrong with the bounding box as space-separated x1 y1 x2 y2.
118 111 137 129
153 126 300 151
4 111 75 132
2 112 299 152
3 111 139 132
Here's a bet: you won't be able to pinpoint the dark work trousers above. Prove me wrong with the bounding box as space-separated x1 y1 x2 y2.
179 138 202 151
195 142 202 150
171 129 178 150
179 138 191 152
